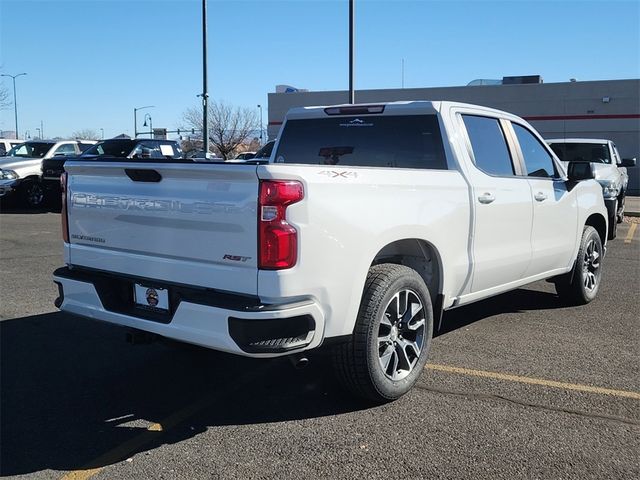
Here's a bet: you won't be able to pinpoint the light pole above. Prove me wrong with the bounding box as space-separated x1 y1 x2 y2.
1 73 27 139
36 127 41 139
348 0 355 104
201 0 210 158
24 130 30 140
133 105 154 138
143 114 153 138
257 104 263 146
100 128 104 139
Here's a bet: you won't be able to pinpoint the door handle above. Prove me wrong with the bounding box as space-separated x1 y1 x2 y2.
534 192 548 202
478 192 495 204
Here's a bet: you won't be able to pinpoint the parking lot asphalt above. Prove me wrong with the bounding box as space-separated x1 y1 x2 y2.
1 210 638 480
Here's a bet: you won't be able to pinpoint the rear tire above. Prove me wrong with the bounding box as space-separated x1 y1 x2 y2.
554 225 603 305
332 263 433 403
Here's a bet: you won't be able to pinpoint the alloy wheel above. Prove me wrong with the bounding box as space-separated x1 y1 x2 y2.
377 289 426 381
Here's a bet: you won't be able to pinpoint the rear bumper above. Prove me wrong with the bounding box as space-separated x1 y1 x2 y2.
53 267 326 358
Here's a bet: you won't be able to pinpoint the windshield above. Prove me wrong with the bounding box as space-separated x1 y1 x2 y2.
7 142 55 158
82 140 136 157
549 142 611 164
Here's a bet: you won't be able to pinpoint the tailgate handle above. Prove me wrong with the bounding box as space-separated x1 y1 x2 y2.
125 169 162 182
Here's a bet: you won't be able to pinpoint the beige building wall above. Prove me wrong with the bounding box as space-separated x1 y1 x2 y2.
268 79 640 194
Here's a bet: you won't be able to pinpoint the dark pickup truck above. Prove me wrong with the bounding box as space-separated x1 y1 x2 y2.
42 138 183 195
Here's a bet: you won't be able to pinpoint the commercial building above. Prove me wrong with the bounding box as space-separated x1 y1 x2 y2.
268 78 640 194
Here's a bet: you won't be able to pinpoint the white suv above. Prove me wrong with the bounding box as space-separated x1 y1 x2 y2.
0 140 95 208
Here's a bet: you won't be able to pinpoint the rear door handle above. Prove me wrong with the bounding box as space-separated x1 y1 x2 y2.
534 192 548 202
478 192 495 204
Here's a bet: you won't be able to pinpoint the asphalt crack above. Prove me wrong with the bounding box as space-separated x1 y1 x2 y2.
416 384 640 427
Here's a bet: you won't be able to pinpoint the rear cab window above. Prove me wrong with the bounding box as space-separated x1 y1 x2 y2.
274 115 448 170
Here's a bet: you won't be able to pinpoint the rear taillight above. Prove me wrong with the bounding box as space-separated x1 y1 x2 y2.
258 180 304 270
60 172 69 243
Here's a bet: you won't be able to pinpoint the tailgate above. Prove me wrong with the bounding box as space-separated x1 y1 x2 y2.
64 161 259 295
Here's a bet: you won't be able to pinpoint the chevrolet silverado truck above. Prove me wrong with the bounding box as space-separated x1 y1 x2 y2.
53 101 608 402
547 138 636 239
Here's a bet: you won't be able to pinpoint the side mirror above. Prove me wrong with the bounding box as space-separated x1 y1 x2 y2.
567 161 595 181
621 158 637 168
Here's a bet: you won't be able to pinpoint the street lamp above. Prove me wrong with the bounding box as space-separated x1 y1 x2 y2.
133 105 154 138
0 72 27 139
257 104 263 146
24 130 30 140
36 127 41 139
143 113 153 138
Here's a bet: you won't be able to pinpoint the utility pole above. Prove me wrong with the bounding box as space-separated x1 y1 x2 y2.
202 0 210 157
1 73 27 139
348 0 355 104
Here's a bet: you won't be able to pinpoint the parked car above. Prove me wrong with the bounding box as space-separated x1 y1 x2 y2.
547 138 636 238
54 101 607 402
235 151 256 160
0 140 95 208
42 138 183 198
0 139 23 156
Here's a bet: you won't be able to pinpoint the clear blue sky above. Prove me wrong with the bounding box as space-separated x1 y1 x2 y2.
1 0 639 139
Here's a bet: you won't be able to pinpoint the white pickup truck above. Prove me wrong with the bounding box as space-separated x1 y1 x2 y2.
547 138 636 239
54 101 608 402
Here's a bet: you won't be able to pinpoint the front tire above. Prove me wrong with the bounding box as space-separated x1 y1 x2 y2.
332 264 433 402
554 225 603 305
617 192 625 223
20 179 46 209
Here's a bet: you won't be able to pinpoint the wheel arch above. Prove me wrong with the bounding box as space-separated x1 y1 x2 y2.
585 213 607 246
370 238 445 330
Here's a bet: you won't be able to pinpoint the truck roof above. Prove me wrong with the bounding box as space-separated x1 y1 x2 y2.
284 100 526 123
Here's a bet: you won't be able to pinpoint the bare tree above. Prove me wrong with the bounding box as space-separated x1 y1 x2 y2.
71 128 99 140
182 101 258 160
0 84 10 110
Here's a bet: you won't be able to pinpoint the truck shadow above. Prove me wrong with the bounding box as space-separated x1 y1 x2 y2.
1 286 564 475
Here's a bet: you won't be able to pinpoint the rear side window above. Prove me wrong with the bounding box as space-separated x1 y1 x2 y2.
0 144 5 155
513 124 558 178
274 115 447 169
462 115 514 176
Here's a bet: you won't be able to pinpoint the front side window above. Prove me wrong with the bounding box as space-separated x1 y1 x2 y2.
274 115 447 169
513 124 558 178
462 115 514 176
53 143 77 156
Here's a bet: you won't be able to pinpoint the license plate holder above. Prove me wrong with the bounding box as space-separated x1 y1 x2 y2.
134 283 169 312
